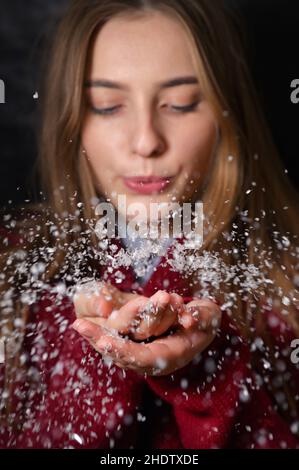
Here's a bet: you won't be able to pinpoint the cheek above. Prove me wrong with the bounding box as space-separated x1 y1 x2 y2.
81 119 104 154
81 118 118 172
176 114 217 174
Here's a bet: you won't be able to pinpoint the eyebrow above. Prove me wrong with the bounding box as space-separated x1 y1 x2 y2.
84 76 199 90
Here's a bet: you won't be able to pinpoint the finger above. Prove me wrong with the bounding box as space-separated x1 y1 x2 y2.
134 290 174 339
71 318 156 371
117 290 180 340
95 321 215 376
73 281 137 319
143 323 215 375
82 315 110 328
168 292 185 314
137 291 182 338
158 293 192 329
94 334 174 375
71 319 133 367
105 295 149 335
181 299 222 332
73 281 114 318
71 317 215 377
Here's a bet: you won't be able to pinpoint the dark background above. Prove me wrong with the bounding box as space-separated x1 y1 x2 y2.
0 0 298 208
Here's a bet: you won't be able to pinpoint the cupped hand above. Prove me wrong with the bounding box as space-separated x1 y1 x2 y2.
73 281 187 341
72 281 222 376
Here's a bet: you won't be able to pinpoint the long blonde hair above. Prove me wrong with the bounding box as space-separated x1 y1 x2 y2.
1 0 298 431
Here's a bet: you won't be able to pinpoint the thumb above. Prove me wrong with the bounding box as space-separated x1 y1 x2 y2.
73 281 116 319
73 281 138 319
178 298 222 331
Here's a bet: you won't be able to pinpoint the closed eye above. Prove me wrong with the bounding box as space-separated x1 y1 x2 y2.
170 101 200 113
90 105 121 115
90 100 200 116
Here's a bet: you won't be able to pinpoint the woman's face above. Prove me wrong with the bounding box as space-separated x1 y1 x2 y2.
81 11 218 224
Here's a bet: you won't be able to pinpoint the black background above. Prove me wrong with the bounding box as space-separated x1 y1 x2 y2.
0 0 298 207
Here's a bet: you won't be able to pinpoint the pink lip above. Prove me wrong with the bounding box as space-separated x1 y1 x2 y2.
123 176 173 194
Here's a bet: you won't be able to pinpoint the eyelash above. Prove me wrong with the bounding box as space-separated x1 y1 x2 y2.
90 101 200 116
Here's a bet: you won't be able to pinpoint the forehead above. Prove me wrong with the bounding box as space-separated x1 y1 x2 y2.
88 12 197 83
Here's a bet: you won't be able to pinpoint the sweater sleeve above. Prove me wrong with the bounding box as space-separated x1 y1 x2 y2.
0 291 147 448
145 305 299 449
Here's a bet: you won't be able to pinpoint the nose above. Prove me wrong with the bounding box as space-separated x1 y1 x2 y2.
131 108 166 158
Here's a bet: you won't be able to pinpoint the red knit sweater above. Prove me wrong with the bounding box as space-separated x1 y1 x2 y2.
0 233 298 449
